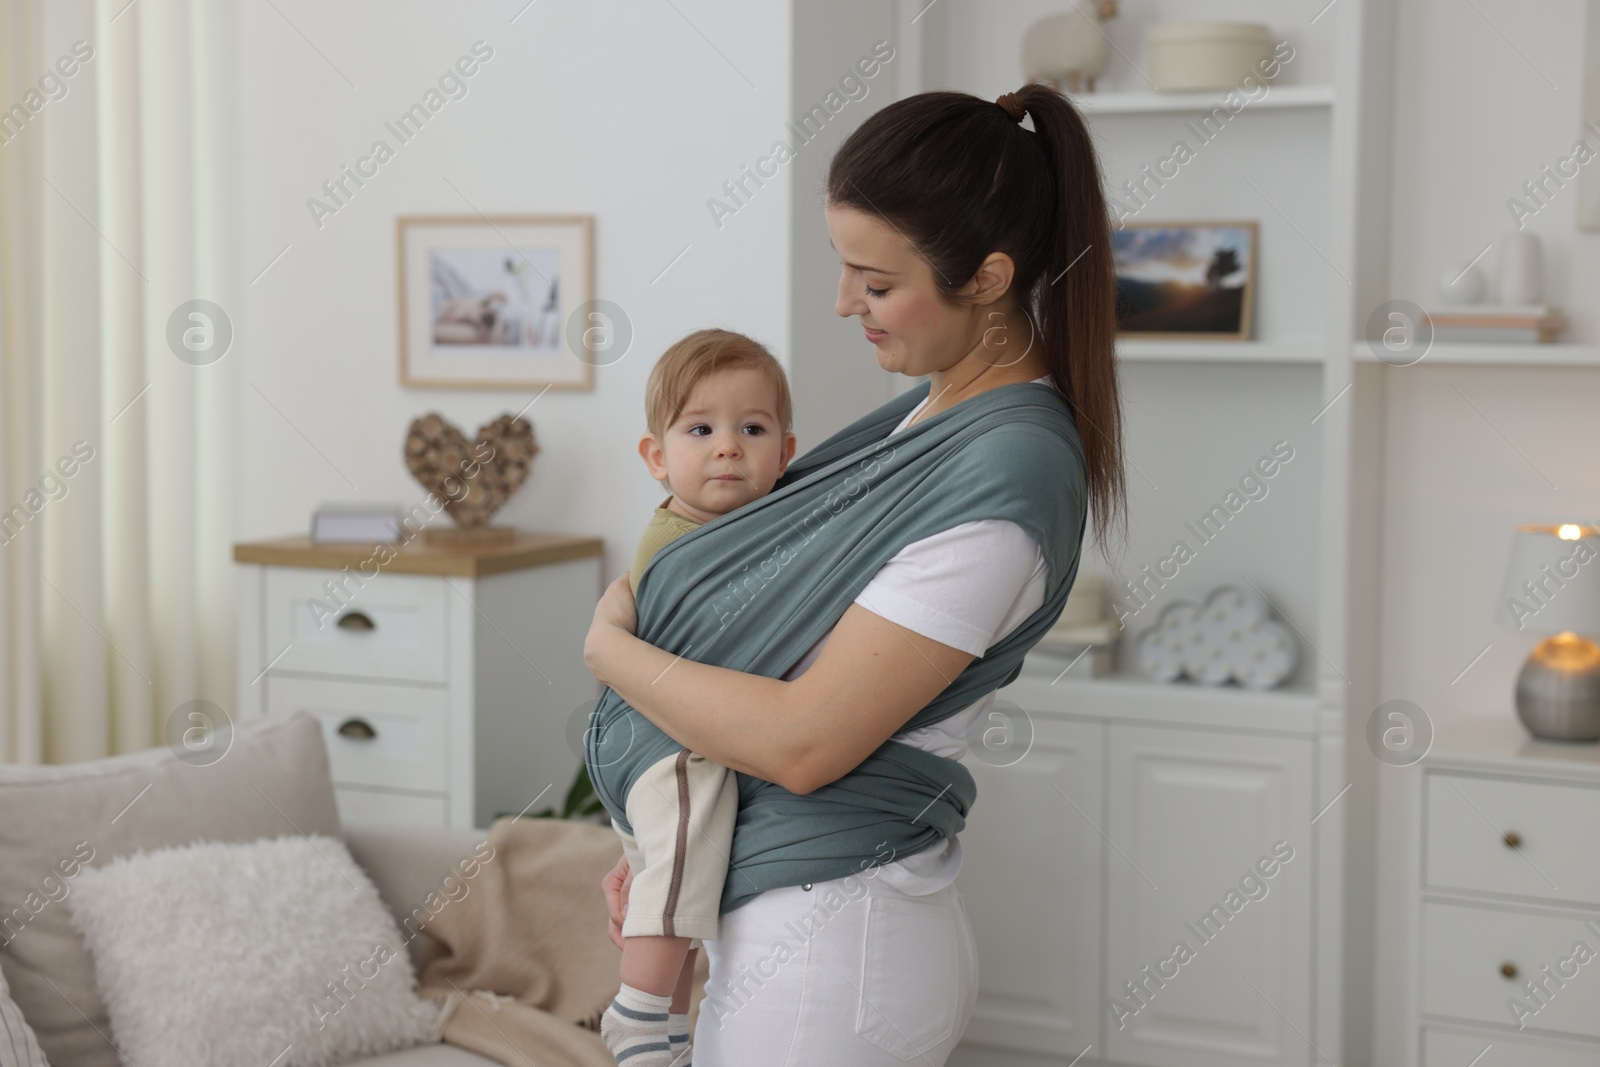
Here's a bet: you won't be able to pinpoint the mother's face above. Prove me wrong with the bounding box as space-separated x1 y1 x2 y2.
825 201 988 379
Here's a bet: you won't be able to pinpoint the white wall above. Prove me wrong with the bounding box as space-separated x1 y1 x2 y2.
232 1 792 581
786 2 907 447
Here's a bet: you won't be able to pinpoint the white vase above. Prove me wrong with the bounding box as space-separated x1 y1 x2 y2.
1496 231 1543 304
1435 263 1486 305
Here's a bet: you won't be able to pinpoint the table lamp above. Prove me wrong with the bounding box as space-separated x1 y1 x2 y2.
1492 522 1600 741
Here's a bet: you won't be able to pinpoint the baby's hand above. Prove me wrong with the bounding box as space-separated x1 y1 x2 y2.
584 573 637 686
601 853 632 951
594 572 637 635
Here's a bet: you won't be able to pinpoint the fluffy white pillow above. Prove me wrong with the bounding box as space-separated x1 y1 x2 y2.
63 833 442 1067
0 957 50 1066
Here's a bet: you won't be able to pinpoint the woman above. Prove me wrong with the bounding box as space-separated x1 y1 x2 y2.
584 84 1126 1065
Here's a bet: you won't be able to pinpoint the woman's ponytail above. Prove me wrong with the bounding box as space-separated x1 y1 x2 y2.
1015 84 1127 555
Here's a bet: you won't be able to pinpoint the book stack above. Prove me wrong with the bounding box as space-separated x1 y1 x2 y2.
1031 618 1118 678
1422 305 1568 344
310 503 405 543
1027 573 1119 679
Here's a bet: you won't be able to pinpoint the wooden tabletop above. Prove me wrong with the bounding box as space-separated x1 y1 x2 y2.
233 531 604 578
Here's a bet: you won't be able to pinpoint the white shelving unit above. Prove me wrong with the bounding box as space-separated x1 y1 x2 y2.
785 3 1404 1065
941 9 1374 1060
1350 341 1600 367
1068 83 1336 115
1013 656 1322 733
1120 339 1327 363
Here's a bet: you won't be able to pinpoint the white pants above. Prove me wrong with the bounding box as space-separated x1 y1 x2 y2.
692 866 978 1065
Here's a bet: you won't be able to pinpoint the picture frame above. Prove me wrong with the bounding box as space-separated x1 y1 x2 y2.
397 214 596 390
1112 220 1257 341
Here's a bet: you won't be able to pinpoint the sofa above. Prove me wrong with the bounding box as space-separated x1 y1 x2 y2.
329 822 515 1066
0 710 634 1067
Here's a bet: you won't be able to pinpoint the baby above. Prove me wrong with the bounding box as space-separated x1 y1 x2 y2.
598 328 796 1066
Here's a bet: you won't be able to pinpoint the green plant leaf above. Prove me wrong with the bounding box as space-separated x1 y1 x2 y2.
494 762 607 822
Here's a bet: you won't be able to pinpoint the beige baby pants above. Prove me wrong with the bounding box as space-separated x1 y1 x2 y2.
613 748 738 945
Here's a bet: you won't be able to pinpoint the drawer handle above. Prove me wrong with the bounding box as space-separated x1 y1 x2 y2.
337 717 377 740
336 611 376 632
1503 831 1522 849
1501 962 1519 979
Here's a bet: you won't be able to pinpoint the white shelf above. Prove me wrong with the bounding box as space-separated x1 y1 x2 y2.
1350 341 1600 366
1119 339 1325 363
1070 84 1335 116
1003 663 1320 735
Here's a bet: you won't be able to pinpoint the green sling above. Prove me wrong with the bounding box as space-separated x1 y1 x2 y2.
585 377 1088 913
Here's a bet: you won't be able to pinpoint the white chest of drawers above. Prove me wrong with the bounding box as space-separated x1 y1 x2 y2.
1410 718 1600 1065
234 533 603 830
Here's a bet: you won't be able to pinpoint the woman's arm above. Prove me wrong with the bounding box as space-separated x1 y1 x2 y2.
584 574 975 795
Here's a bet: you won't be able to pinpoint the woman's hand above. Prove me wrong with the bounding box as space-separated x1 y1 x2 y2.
601 853 632 951
584 573 637 685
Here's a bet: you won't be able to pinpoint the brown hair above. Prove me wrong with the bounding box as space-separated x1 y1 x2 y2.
826 84 1128 554
645 328 793 439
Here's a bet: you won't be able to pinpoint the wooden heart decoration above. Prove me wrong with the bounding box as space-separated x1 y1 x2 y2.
403 412 539 528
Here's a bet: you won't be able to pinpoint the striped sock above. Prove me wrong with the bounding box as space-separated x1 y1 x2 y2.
600 983 673 1066
666 1012 691 1065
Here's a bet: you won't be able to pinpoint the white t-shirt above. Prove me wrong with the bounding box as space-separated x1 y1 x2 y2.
780 375 1055 893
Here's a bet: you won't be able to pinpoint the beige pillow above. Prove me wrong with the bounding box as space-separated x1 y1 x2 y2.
0 712 341 1067
64 833 442 1067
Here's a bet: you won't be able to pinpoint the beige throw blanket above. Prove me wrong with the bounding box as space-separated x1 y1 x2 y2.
415 816 625 1067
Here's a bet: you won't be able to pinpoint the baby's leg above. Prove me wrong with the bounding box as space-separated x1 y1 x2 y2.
620 933 693 997
604 935 693 1065
667 947 698 1064
604 821 682 1065
671 946 698 1014
606 749 736 1065
603 746 721 1066
618 749 736 944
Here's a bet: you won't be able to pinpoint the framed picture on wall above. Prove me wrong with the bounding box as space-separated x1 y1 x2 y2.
397 214 596 390
1112 220 1257 340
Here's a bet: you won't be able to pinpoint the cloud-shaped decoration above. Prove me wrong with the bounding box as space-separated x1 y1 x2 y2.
1134 582 1297 689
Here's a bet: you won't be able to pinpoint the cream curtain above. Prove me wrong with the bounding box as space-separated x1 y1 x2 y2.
0 0 235 763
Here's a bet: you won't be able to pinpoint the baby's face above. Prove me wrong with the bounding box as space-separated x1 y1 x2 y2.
644 368 795 521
